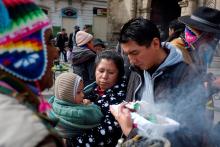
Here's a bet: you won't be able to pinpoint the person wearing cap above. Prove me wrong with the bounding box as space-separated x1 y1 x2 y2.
178 6 220 147
71 31 96 86
93 38 105 53
0 0 63 146
48 72 103 140
178 6 220 73
179 6 220 142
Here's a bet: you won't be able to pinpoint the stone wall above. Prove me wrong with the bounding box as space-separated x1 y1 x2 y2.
107 0 219 44
36 0 107 36
107 0 133 48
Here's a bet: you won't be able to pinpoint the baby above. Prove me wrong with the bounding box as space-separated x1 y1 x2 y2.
48 72 103 139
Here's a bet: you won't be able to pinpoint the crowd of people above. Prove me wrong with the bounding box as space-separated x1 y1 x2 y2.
0 0 220 147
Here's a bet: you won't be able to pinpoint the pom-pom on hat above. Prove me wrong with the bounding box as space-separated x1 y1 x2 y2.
55 72 82 103
76 31 93 46
0 0 51 81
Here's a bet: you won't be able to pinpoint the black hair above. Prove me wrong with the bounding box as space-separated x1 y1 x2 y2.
119 17 160 47
167 19 185 42
95 50 125 78
169 19 185 32
93 38 105 48
61 28 66 31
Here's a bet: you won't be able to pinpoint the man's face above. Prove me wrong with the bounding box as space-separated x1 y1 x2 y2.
121 39 160 70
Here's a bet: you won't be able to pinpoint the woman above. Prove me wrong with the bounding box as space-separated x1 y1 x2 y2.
71 31 96 86
0 1 62 146
66 50 127 147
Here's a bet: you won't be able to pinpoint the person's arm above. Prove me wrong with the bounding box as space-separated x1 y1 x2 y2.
66 109 123 146
109 103 133 136
77 104 103 126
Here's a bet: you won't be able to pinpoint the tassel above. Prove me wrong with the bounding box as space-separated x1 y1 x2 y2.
38 98 52 113
35 81 51 113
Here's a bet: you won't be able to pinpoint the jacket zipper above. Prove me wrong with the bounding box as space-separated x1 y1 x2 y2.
133 73 142 101
133 71 163 101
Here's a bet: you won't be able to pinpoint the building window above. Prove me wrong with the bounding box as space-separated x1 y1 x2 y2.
93 7 107 16
62 7 77 18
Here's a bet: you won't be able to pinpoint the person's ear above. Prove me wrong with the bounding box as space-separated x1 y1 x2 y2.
151 37 160 49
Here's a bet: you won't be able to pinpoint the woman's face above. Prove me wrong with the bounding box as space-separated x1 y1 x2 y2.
38 28 59 90
74 81 85 104
95 59 119 91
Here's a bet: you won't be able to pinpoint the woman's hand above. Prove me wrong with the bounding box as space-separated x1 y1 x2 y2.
110 103 133 136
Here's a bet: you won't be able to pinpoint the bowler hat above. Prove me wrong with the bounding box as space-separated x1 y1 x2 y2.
178 7 220 33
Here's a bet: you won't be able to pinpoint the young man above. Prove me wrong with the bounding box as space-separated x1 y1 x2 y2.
56 28 68 62
111 17 207 147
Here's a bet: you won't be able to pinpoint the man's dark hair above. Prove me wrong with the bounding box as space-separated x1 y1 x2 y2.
61 28 66 32
169 19 185 32
166 19 185 42
119 17 160 47
95 50 125 79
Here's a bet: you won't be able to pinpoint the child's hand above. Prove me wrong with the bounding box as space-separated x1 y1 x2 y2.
83 99 91 105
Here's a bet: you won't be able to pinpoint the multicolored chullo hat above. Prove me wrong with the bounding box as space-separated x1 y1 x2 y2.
0 0 51 81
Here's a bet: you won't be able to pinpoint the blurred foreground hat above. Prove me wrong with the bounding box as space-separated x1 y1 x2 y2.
178 7 220 33
93 38 105 48
55 72 82 103
76 31 93 46
0 0 51 81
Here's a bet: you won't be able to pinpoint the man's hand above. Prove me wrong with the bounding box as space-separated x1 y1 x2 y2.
110 103 133 136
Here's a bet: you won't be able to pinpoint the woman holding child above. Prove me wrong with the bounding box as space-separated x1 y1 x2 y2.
66 50 127 147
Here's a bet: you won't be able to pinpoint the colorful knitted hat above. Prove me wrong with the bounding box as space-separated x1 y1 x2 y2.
0 0 51 81
55 72 82 103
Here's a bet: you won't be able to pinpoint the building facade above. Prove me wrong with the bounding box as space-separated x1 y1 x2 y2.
107 0 220 45
36 0 107 41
